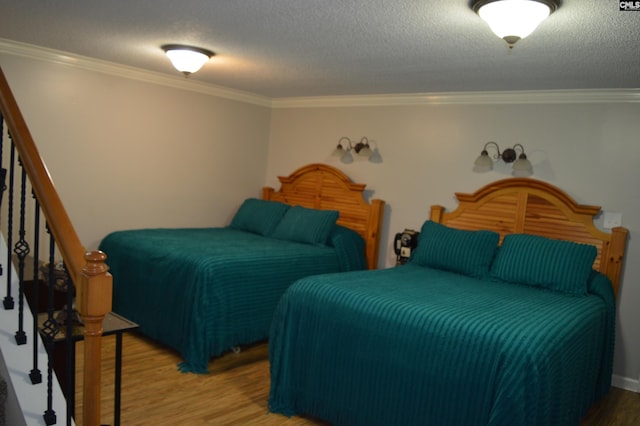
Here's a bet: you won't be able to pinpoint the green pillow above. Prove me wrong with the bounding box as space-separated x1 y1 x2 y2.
229 198 290 236
271 206 339 246
411 220 500 278
329 225 367 271
490 234 597 296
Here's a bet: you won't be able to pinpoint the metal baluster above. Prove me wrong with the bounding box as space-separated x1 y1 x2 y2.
14 158 30 345
0 112 6 278
41 226 57 425
62 261 76 425
2 139 15 310
30 194 42 385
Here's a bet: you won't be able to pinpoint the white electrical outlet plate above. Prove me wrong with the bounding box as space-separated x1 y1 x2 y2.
603 212 622 229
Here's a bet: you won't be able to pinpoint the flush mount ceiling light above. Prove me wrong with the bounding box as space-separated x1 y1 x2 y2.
471 0 560 48
162 44 215 76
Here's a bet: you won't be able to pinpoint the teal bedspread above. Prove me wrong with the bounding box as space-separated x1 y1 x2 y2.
99 227 361 373
269 264 615 426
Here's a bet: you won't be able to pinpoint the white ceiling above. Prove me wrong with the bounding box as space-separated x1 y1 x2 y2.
0 1 639 99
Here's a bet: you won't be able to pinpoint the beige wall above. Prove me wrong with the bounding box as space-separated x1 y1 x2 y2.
0 53 272 250
2 49 639 389
267 101 640 386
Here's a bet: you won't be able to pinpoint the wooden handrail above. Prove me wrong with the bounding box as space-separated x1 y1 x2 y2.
0 66 112 425
0 69 85 283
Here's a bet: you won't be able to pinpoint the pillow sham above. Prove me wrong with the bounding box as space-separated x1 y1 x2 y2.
410 220 500 278
329 225 367 271
271 205 339 246
490 234 597 296
229 198 290 236
587 270 614 304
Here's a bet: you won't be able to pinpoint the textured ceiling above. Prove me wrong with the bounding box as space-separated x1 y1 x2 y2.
0 0 639 98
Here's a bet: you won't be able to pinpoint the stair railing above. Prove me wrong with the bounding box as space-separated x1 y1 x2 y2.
0 66 112 425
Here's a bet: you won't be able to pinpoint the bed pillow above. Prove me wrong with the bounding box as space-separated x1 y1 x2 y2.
271 205 339 246
229 198 290 236
329 225 367 271
490 234 597 296
411 220 500 278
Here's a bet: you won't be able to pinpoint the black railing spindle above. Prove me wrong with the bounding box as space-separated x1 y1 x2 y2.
3 140 15 310
62 261 76 425
29 194 42 385
0 113 5 278
41 228 58 425
14 159 30 345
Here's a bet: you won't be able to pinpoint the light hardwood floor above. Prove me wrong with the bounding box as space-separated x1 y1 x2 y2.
75 332 640 425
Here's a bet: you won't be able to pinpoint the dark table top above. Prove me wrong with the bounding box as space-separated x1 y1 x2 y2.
37 311 139 342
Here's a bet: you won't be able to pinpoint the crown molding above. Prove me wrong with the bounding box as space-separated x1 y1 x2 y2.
271 88 640 108
2 38 638 109
0 38 272 108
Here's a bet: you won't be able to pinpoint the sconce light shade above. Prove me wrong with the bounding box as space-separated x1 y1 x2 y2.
471 0 560 48
332 143 348 158
473 141 533 176
512 153 534 176
162 44 215 76
473 149 494 172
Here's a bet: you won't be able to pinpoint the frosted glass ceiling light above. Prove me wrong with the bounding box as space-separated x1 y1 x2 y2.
471 0 560 48
162 44 214 76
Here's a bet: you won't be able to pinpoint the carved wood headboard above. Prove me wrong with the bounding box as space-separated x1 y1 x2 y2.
263 163 385 270
430 178 628 296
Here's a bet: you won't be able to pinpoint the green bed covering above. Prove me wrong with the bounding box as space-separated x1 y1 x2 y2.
269 264 615 426
100 227 364 373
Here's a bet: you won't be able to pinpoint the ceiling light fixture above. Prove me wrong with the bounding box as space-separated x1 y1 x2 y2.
473 141 533 176
162 44 215 76
471 0 560 48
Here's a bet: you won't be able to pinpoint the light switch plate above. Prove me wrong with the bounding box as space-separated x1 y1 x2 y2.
603 212 622 229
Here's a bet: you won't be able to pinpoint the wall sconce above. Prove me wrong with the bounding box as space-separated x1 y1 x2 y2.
162 44 215 76
332 137 374 160
473 141 533 176
471 0 560 48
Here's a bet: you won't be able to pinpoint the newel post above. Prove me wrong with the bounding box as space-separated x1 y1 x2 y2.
77 250 113 426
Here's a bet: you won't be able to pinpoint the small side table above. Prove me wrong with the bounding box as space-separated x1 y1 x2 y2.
38 311 138 426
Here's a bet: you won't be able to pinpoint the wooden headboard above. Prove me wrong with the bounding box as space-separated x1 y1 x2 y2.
263 163 385 269
430 178 628 296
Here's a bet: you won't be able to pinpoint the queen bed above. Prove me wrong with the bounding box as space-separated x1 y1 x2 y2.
268 178 628 425
99 163 384 373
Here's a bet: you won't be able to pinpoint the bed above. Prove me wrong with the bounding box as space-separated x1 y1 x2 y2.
268 178 628 426
99 163 384 373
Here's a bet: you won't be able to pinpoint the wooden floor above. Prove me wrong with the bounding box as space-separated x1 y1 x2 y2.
75 332 640 425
